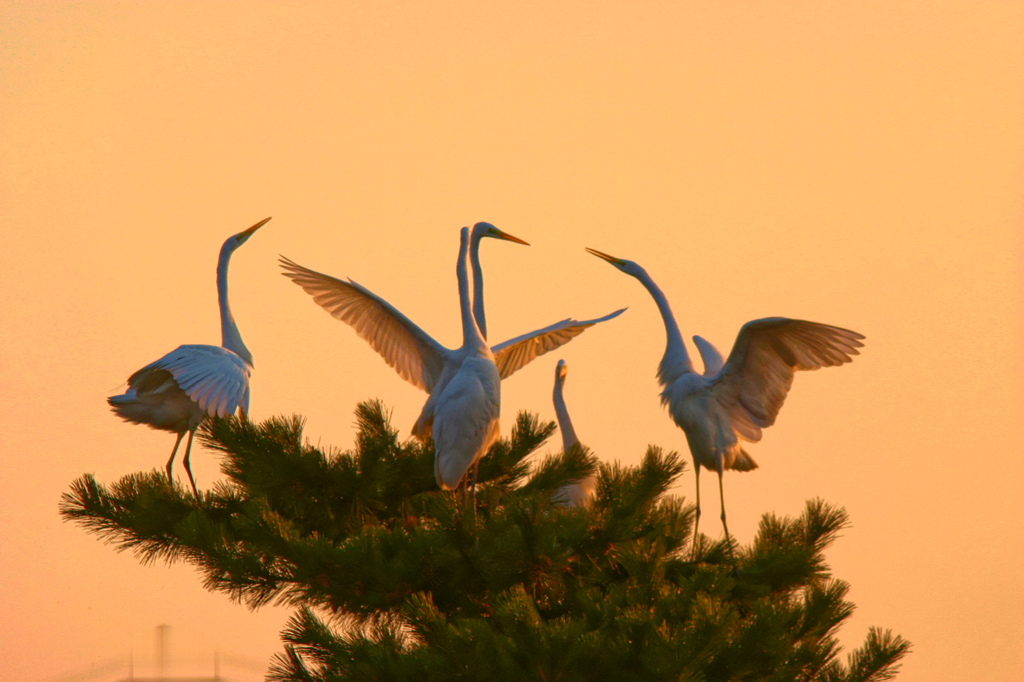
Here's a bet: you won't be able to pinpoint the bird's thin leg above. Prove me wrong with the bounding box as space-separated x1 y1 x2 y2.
471 461 480 549
456 474 470 514
181 430 200 499
166 432 185 484
471 461 480 515
692 462 702 549
717 470 731 542
717 469 738 568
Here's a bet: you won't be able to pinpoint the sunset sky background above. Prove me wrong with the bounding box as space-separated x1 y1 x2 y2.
2 2 1022 681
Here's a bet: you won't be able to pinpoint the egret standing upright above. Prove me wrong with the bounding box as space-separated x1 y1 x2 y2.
429 227 502 488
585 247 864 545
109 217 269 497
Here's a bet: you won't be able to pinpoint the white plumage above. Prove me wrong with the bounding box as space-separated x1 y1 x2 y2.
109 217 268 497
586 247 864 543
431 353 501 489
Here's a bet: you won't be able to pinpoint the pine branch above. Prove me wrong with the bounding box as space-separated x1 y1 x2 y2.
836 628 913 682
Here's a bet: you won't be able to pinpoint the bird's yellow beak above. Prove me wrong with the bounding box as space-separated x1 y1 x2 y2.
241 216 272 238
491 227 530 246
585 247 624 265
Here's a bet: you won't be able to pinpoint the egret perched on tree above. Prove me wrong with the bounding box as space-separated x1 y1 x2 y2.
280 223 625 488
585 247 864 544
552 359 597 507
108 217 269 497
283 227 498 488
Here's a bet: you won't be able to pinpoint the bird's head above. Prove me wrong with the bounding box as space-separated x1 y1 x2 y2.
585 247 644 277
231 217 271 248
472 222 530 246
555 359 569 382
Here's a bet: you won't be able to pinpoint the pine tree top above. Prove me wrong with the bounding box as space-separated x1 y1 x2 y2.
61 400 910 682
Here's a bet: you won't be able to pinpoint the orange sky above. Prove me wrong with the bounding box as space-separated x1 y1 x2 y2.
2 2 1022 680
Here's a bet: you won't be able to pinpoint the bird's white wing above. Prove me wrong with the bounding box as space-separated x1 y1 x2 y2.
131 344 252 418
692 335 725 377
280 256 451 392
709 318 864 442
490 308 627 380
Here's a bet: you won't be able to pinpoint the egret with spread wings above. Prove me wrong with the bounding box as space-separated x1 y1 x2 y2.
284 227 497 488
280 223 625 487
586 247 864 545
109 217 269 497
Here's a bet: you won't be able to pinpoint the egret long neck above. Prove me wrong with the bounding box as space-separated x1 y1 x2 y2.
217 243 253 366
553 379 579 452
635 268 691 383
470 233 488 339
458 230 485 350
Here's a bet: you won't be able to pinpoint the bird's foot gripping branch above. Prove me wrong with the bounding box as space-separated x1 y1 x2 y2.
60 401 910 682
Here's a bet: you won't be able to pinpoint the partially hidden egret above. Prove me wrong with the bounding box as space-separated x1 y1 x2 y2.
108 217 269 497
586 247 864 545
552 359 597 507
279 223 625 488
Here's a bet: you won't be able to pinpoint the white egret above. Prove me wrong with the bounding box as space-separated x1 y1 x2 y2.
279 224 626 487
585 247 864 544
282 228 497 488
552 359 597 507
108 217 269 497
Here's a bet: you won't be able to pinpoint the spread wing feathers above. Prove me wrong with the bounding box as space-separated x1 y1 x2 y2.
280 256 451 392
491 308 627 380
129 344 251 417
710 318 864 442
693 335 725 377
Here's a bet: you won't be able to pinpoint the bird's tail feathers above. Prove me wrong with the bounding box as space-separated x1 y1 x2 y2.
107 392 150 425
107 391 137 406
728 448 759 472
